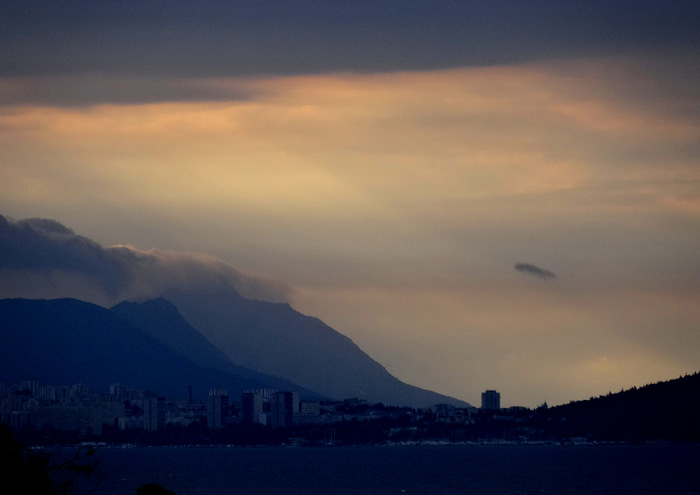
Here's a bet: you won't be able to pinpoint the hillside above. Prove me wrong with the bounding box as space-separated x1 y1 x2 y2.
0 298 320 401
0 214 470 409
545 372 700 441
161 285 470 408
109 297 315 396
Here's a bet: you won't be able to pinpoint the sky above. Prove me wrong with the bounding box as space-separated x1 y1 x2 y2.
1 1 699 407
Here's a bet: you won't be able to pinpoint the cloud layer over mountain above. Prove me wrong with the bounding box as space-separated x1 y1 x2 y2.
0 214 289 305
0 214 470 407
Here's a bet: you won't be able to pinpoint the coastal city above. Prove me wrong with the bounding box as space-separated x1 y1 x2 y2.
2 379 549 446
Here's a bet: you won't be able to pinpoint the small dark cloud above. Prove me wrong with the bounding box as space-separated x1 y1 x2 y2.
515 263 556 280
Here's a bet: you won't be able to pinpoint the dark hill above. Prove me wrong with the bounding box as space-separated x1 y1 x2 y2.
546 372 700 441
110 297 320 397
162 286 471 408
0 213 470 409
0 298 320 401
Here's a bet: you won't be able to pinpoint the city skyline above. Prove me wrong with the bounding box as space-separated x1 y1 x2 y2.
1 1 699 407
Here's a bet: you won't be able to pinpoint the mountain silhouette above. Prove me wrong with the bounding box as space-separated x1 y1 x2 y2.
110 297 317 397
0 213 470 408
160 286 470 408
0 298 320 401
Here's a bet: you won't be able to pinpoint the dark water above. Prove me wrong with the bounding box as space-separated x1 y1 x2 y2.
68 444 700 494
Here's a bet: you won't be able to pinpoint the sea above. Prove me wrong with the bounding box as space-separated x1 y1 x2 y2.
61 443 700 495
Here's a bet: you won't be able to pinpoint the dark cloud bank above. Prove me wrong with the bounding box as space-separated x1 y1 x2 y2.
2 1 697 107
2 1 698 80
0 213 289 306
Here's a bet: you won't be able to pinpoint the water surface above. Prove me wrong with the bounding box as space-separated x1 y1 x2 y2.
69 443 700 494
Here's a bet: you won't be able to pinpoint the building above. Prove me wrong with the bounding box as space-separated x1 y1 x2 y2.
295 400 322 424
207 389 229 429
271 391 294 428
30 404 104 436
241 391 264 425
20 380 39 396
299 401 320 415
143 396 166 432
481 390 501 410
292 391 300 416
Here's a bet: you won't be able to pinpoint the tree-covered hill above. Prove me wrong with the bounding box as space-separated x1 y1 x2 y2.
545 372 700 441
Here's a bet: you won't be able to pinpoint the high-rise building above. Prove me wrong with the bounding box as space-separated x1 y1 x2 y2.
241 391 264 424
271 391 293 428
481 390 501 410
143 396 166 432
207 389 229 429
292 391 300 415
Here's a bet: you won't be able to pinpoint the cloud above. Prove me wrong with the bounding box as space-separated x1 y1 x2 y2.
0 76 255 108
0 215 131 293
515 263 557 280
0 214 289 306
2 1 697 83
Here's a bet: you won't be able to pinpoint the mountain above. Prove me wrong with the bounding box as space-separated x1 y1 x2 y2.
109 297 316 397
161 286 470 408
545 372 700 441
0 298 320 401
0 214 471 408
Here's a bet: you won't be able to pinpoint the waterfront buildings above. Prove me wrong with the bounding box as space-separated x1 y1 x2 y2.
1 379 471 440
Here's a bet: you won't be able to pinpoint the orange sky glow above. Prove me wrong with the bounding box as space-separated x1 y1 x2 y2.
1 29 699 408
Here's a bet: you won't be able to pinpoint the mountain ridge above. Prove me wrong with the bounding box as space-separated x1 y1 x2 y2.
0 297 321 401
0 213 471 408
0 295 470 408
109 297 321 398
161 286 470 408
